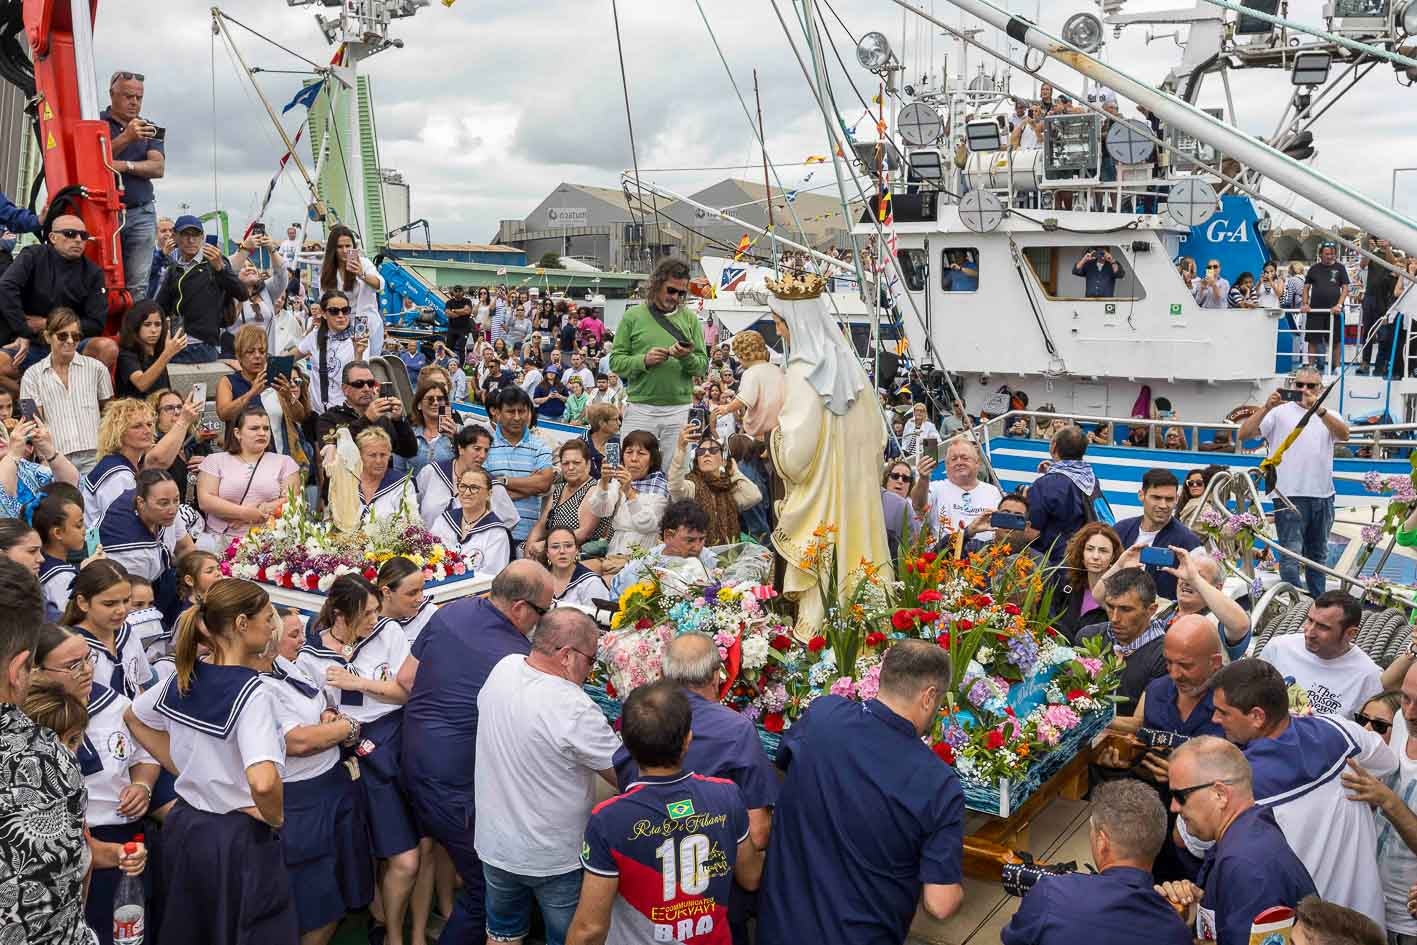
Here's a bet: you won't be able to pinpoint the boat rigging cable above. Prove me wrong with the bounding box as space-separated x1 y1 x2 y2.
609 0 669 261
882 0 1411 283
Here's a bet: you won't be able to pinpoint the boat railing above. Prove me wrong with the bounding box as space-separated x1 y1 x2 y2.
969 408 1417 456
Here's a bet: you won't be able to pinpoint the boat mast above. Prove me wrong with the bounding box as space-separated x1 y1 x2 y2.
753 69 777 269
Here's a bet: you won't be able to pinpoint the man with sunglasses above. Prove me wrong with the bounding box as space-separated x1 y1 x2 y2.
1237 366 1349 597
396 560 557 945
0 214 116 372
1192 258 1230 309
155 215 249 363
102 71 165 302
1156 736 1315 945
611 257 707 471
1205 658 1392 930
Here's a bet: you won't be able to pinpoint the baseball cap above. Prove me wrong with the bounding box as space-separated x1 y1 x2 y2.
174 214 204 234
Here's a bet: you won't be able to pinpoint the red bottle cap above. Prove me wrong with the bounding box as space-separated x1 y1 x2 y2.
123 841 138 854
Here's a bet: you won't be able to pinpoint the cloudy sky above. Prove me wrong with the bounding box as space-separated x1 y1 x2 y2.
90 0 1417 244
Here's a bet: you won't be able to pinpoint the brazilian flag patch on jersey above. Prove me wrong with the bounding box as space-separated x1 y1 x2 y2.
667 798 695 820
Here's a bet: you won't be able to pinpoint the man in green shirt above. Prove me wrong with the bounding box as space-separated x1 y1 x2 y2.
609 257 708 469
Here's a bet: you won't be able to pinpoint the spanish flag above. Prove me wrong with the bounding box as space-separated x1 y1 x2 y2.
733 234 752 261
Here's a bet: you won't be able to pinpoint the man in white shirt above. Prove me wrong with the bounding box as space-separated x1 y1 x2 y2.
1258 590 1382 718
277 223 300 269
564 351 595 392
909 435 1002 542
1237 366 1350 597
899 402 940 457
1210 658 1394 931
474 609 620 945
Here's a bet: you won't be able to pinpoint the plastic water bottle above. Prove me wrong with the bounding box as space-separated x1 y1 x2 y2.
112 839 145 945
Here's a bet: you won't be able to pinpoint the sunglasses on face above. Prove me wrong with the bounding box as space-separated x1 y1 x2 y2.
1170 779 1233 805
324 305 350 314
1207 264 1220 270
54 229 91 241
1292 381 1319 390
1354 712 1392 735
888 472 912 482
346 379 378 389
110 70 145 83
51 331 81 343
664 287 688 298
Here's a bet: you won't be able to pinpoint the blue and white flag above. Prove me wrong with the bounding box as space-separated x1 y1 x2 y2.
282 80 325 114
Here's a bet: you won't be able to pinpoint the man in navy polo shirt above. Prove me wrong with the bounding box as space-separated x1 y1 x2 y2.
569 680 763 945
396 560 554 945
613 633 777 945
101 71 165 302
1113 468 1202 601
1157 737 1316 945
756 641 964 945
1001 779 1191 945
1072 246 1125 298
1025 426 1098 569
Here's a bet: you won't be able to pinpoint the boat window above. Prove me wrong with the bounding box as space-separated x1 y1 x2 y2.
1022 245 1147 301
941 247 980 293
900 248 928 292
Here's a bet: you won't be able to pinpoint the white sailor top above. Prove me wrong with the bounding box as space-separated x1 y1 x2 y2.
429 507 511 578
80 683 155 828
126 607 169 664
395 597 439 646
259 657 339 783
414 458 519 531
79 623 153 700
130 662 286 815
151 656 176 684
361 470 418 522
38 554 76 619
98 489 181 582
296 617 411 726
554 564 611 609
81 454 137 531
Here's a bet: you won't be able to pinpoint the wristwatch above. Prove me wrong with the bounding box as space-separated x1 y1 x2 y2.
491 476 507 489
124 160 132 173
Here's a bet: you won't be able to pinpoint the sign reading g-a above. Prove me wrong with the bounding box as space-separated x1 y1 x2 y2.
1175 195 1271 282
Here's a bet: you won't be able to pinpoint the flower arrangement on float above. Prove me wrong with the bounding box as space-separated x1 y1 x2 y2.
220 486 467 590
1359 464 1417 549
1194 506 1265 557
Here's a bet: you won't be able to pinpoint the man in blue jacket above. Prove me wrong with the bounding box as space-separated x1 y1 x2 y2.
1113 468 1201 600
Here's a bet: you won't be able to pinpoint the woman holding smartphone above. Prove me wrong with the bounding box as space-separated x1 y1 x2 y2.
409 380 457 478
216 324 308 458
116 300 188 399
319 225 385 357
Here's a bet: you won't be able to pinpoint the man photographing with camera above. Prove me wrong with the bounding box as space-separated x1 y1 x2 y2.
1073 246 1124 299
101 71 165 303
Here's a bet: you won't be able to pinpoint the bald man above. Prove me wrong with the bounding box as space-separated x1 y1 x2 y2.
0 214 117 369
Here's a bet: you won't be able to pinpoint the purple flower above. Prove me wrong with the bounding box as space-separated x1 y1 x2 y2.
967 678 992 707
1006 634 1039 675
1361 524 1384 546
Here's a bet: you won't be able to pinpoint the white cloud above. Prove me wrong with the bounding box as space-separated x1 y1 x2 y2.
79 0 1415 243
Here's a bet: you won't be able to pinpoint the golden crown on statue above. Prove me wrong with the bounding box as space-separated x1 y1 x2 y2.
765 271 827 300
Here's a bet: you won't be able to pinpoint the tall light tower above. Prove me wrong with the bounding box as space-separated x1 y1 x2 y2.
286 0 428 246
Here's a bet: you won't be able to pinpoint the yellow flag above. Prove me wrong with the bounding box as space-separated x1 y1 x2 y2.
804 155 827 165
733 235 752 261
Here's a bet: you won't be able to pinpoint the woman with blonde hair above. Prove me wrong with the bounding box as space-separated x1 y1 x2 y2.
83 395 197 530
355 425 416 520
125 578 299 944
215 323 308 460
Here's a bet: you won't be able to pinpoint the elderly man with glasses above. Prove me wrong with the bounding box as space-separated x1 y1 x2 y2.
0 214 118 373
1236 365 1349 597
610 256 708 470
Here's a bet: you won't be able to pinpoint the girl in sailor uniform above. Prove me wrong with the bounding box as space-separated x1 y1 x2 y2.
31 625 161 945
546 527 611 609
354 426 419 522
98 470 194 622
429 467 511 579
0 520 52 612
35 493 85 617
124 575 169 663
413 424 518 530
125 578 300 945
296 574 420 945
64 559 152 699
260 606 375 942
376 556 439 645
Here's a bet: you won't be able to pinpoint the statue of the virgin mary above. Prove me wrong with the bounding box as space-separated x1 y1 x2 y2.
739 274 890 638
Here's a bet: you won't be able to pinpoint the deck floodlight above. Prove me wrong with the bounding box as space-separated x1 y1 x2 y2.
908 149 945 182
1061 13 1105 53
1398 0 1417 32
1290 50 1332 85
857 31 893 71
965 119 1004 153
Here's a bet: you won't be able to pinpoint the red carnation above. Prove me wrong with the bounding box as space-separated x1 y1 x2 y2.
918 611 940 624
977 595 994 607
957 618 974 631
605 680 618 699
891 609 915 631
986 729 1006 750
932 741 956 765
935 631 951 649
635 618 652 630
918 589 943 604
363 567 378 580
1067 689 1087 701
762 712 785 733
769 635 792 652
1004 602 1021 616
256 567 268 583
921 551 938 564
865 632 887 648
807 636 827 653
305 574 319 590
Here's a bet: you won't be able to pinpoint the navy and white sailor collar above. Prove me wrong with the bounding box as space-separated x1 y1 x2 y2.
301 617 390 663
100 491 169 550
83 454 136 493
441 505 502 539
262 657 321 699
556 563 600 600
361 469 407 507
430 458 457 493
75 623 132 661
154 662 264 738
39 555 76 580
87 681 119 715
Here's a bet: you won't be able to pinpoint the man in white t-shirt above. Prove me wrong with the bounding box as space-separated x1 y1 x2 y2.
474 609 620 944
910 435 1003 543
1258 590 1382 718
1237 366 1350 597
564 351 595 393
899 402 939 457
277 223 300 269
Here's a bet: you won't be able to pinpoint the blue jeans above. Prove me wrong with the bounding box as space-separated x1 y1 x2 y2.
170 342 221 364
482 863 581 945
122 201 156 301
1274 495 1334 598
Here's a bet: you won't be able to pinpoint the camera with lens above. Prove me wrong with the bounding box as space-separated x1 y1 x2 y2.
1001 855 1080 897
1136 727 1190 752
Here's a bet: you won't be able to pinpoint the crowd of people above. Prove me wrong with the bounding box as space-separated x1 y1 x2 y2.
0 70 1411 945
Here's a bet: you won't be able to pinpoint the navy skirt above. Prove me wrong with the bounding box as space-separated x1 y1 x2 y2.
349 710 420 858
282 761 375 932
86 821 146 945
158 799 299 945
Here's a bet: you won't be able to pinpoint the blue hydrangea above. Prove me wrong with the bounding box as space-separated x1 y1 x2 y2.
1007 634 1039 675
